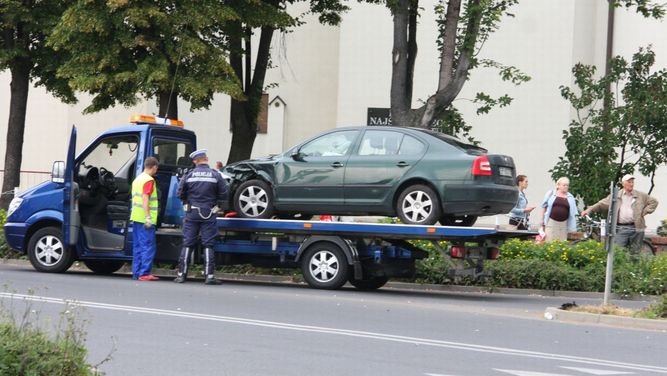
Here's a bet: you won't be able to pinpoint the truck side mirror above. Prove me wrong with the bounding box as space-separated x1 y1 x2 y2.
52 161 65 183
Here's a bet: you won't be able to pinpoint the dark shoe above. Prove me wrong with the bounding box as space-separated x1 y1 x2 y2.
205 276 222 285
173 275 186 283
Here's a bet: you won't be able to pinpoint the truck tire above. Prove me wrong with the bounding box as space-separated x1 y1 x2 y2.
349 276 389 291
84 260 125 274
234 179 275 219
27 227 75 273
301 242 350 290
396 184 441 225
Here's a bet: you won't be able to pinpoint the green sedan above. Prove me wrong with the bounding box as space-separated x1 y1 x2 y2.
224 126 518 226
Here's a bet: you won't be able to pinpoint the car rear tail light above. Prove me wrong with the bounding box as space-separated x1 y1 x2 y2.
471 155 492 176
487 247 500 260
449 245 466 259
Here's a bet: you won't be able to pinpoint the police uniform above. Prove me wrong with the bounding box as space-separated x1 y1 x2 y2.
174 149 228 284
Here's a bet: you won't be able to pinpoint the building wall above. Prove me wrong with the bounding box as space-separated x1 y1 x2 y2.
1 0 665 229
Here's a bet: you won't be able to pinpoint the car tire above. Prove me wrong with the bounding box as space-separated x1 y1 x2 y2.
233 179 275 219
301 242 350 290
349 276 389 291
396 184 441 225
84 260 125 274
439 215 478 227
27 227 75 273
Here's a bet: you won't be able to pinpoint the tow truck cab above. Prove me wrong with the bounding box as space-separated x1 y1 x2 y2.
3 115 196 274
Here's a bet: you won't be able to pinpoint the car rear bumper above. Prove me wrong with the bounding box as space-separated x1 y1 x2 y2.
3 222 28 253
441 184 518 215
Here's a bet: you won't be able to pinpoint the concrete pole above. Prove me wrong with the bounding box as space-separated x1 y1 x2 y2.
603 182 619 306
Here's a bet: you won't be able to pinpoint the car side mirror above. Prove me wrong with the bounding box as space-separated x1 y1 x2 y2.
51 161 65 184
291 150 304 161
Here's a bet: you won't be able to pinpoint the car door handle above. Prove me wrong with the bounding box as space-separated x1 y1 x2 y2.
396 161 409 167
331 162 344 168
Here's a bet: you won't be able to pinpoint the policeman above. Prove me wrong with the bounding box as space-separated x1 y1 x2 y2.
174 149 228 285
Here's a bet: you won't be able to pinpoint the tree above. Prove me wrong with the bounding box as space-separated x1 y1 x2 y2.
388 0 665 134
49 1 244 119
551 47 667 206
0 0 76 209
225 0 346 163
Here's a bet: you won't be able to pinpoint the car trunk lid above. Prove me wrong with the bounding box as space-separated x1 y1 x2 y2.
471 154 516 185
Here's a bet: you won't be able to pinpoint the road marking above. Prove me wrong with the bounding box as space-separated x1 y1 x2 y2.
495 370 571 376
560 367 634 375
1 292 665 374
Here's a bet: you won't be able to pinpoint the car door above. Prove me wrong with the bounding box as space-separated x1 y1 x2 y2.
344 129 426 208
62 126 81 247
274 130 359 209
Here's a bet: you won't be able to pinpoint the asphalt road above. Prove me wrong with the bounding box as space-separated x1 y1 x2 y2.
0 264 665 376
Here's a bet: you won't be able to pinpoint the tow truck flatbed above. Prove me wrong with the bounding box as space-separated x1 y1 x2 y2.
217 217 533 241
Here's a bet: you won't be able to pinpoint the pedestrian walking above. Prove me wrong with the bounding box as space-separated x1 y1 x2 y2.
581 174 658 257
508 174 535 230
174 149 228 285
539 177 578 241
130 156 160 281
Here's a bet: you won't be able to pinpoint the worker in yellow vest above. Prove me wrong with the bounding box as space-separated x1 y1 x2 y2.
130 156 160 281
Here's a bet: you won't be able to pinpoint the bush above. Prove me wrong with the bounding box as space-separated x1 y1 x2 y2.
0 303 99 375
494 239 667 295
487 259 600 291
0 209 10 259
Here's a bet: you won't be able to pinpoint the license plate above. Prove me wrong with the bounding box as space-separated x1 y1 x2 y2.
499 167 512 177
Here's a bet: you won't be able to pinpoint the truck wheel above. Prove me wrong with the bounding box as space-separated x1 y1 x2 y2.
349 276 389 291
301 243 350 290
396 184 441 225
27 227 74 273
84 260 125 274
234 179 275 219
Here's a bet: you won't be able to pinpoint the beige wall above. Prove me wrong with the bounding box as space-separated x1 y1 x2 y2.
1 0 666 229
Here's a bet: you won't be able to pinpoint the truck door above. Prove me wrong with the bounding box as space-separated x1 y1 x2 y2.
63 126 81 247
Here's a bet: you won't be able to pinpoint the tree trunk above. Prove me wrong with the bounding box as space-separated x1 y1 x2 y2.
158 90 178 120
1 62 31 209
416 0 480 128
227 25 275 164
390 0 413 127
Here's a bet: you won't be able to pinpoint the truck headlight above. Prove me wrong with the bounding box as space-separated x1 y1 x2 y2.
7 197 23 218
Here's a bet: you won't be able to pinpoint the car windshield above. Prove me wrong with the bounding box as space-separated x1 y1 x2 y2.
415 129 487 155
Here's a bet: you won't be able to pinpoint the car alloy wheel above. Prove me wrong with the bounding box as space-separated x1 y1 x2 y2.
396 184 441 225
234 179 275 218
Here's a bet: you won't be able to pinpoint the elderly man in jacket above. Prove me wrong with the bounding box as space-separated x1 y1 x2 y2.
582 174 658 257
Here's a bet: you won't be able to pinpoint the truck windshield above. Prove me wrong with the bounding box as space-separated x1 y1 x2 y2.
79 135 139 177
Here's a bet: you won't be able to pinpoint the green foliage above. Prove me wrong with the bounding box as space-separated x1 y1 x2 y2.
49 1 245 114
487 259 600 291
641 294 667 318
0 209 10 259
495 238 667 295
0 0 76 103
0 303 98 375
552 47 667 205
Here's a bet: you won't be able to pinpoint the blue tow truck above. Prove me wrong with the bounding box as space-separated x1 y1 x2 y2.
3 115 530 290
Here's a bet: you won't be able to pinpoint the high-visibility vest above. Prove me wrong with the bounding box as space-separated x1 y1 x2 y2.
130 172 158 223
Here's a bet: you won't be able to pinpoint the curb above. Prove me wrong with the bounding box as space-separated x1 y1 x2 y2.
543 307 667 332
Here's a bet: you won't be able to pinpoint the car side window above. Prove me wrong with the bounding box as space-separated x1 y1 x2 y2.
398 135 425 155
358 130 402 156
300 131 359 157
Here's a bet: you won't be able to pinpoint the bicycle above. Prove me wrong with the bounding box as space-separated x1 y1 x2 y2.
569 216 656 256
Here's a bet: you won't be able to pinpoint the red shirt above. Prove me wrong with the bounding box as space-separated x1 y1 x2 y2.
143 180 155 195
